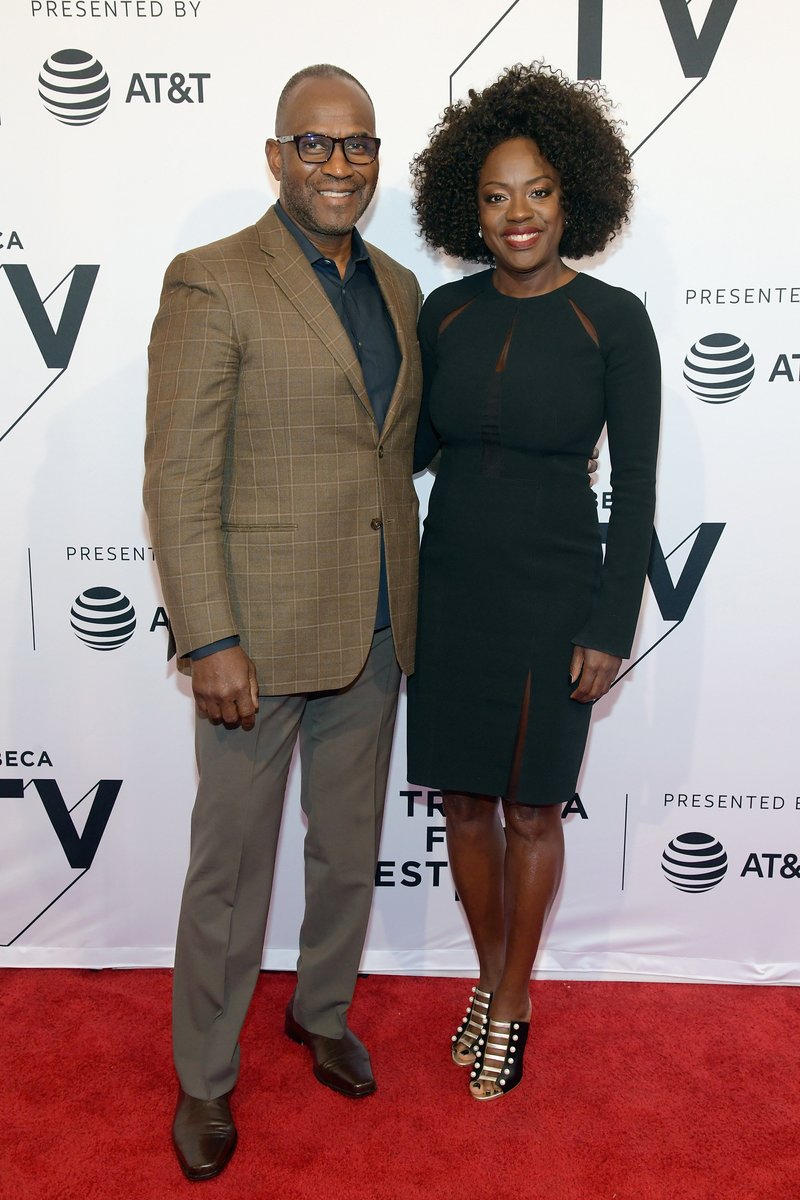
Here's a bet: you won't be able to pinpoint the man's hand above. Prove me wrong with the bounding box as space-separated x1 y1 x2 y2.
588 445 599 480
569 645 621 704
192 645 259 730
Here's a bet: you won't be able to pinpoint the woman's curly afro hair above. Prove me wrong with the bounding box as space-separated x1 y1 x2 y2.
411 62 633 263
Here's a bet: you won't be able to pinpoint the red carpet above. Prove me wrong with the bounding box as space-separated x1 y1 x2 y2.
3 969 799 1199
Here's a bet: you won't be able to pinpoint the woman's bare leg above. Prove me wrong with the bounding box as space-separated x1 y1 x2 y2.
443 792 506 1059
469 800 564 1097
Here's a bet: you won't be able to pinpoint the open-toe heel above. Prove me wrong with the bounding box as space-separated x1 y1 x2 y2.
451 986 493 1067
469 1017 529 1100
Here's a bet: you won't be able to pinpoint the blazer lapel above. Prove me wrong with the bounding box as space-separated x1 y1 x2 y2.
369 249 414 439
255 208 374 422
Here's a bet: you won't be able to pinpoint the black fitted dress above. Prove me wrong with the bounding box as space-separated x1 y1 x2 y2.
406 269 660 805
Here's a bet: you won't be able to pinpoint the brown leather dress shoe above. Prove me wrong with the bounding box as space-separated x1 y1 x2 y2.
285 999 376 1098
172 1089 237 1181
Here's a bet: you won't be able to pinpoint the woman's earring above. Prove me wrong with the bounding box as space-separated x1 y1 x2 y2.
478 227 483 239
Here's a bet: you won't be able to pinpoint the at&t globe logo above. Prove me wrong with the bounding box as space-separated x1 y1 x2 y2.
661 831 728 893
39 49 111 126
70 587 136 651
683 333 755 403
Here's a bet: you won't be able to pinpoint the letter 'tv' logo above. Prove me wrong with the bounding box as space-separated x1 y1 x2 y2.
2 265 99 368
0 777 121 868
659 0 738 78
34 778 121 868
599 522 725 680
578 0 738 79
0 264 99 444
648 523 726 622
0 777 122 946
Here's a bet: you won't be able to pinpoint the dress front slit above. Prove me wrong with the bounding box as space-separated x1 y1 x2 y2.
506 669 532 802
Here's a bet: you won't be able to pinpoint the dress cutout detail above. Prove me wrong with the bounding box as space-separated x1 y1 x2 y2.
568 298 599 347
482 311 517 478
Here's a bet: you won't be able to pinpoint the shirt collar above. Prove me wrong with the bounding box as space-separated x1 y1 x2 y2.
275 201 371 270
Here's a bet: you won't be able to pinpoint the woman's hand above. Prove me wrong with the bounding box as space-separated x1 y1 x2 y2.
569 645 622 703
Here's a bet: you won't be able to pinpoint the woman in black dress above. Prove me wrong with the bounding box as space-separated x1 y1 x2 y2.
408 64 660 1100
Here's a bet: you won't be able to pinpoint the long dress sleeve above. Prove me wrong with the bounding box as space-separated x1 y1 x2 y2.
571 290 661 658
413 295 444 473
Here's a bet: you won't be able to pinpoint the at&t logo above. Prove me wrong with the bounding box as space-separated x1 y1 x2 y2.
661 831 728 893
741 853 800 880
70 587 136 650
126 71 210 103
37 48 210 124
683 333 755 403
61 581 171 654
39 48 110 126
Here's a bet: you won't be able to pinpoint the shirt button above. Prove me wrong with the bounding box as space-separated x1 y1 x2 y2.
370 518 383 531
378 446 384 458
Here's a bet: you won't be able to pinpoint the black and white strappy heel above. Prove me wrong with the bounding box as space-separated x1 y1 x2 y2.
451 986 492 1066
469 1017 529 1099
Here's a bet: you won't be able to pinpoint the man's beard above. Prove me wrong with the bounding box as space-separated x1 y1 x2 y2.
280 176 375 239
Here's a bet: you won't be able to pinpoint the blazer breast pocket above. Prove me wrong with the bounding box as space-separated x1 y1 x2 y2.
222 522 298 533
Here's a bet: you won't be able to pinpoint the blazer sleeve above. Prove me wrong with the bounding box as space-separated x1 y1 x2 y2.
143 251 240 658
571 292 661 658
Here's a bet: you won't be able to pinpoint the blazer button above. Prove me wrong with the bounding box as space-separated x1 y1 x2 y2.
378 445 384 458
370 518 383 531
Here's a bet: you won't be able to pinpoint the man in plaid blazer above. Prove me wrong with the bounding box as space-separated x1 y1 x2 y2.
144 64 422 1180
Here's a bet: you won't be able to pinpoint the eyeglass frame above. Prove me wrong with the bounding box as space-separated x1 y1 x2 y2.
274 133 381 164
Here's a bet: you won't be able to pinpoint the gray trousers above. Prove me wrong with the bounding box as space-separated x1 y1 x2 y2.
172 627 401 1099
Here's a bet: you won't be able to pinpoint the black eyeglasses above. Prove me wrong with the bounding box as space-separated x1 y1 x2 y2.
275 133 381 165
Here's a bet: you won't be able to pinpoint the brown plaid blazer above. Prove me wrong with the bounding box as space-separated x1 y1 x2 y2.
143 206 423 694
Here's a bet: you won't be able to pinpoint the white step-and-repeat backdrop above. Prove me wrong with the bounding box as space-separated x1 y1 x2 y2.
2 0 798 983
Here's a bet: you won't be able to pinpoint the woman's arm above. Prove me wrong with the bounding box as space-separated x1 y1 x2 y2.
571 290 662 670
413 296 443 473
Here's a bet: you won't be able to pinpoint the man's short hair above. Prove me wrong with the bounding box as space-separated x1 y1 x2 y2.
275 64 374 134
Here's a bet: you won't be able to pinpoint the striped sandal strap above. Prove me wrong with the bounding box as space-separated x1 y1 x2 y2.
470 1018 529 1100
451 987 492 1060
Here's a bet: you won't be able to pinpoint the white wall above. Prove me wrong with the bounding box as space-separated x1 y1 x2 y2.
2 0 798 982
